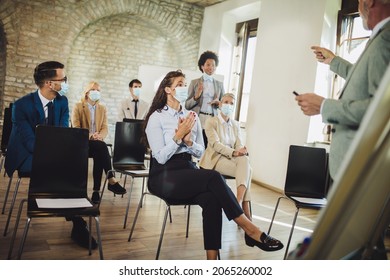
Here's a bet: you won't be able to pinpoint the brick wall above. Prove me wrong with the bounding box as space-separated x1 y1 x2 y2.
0 0 204 140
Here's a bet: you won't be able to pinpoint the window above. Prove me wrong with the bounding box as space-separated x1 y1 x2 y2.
333 14 370 98
229 19 258 127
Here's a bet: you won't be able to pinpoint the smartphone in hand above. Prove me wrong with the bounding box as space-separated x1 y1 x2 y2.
292 91 300 96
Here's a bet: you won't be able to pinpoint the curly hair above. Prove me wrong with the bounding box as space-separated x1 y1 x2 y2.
198 51 219 72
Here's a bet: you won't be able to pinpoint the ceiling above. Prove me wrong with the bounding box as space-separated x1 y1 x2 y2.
181 0 228 7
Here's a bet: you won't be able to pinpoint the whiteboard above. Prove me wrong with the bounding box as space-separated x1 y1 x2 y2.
138 64 224 104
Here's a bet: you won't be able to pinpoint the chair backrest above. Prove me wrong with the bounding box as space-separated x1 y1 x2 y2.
113 121 146 170
1 103 13 153
29 125 89 197
284 145 329 199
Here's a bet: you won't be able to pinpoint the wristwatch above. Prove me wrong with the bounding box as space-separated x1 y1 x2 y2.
173 137 182 145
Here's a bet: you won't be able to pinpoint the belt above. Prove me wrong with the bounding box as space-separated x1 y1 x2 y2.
199 111 213 116
170 153 192 161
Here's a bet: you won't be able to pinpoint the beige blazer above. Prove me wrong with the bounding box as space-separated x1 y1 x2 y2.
71 101 108 140
199 114 244 169
117 97 150 121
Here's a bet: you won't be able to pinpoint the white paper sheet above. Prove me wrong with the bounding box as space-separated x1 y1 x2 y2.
36 198 93 208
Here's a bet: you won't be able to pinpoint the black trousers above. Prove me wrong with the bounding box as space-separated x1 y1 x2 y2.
88 140 113 191
148 154 243 250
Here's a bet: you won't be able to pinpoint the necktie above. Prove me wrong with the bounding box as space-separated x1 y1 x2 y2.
46 101 54 126
133 100 139 119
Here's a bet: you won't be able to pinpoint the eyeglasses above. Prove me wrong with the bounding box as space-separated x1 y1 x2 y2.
51 76 67 83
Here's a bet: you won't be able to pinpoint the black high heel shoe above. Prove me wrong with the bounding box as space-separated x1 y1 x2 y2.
245 233 284 252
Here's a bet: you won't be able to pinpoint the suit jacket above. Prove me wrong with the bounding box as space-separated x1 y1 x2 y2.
185 77 225 116
199 114 244 169
117 97 149 120
322 20 390 178
4 90 69 176
71 101 108 140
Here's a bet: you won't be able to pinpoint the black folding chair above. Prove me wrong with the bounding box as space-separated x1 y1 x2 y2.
101 121 149 228
8 126 103 259
0 103 13 173
267 145 329 259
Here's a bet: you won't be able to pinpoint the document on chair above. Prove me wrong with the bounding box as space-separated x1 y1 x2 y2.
36 198 93 208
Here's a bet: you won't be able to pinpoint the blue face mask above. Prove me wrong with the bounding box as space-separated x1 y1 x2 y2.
89 90 101 102
220 104 234 117
174 86 188 103
57 82 69 96
133 88 141 97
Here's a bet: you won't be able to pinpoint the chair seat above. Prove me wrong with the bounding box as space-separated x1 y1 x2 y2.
27 197 99 217
288 196 327 208
113 163 146 171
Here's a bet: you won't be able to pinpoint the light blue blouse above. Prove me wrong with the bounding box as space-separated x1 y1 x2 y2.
145 105 204 164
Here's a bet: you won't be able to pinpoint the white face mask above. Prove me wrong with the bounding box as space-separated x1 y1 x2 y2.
56 82 69 96
174 86 189 103
89 90 101 102
220 103 234 117
133 88 141 97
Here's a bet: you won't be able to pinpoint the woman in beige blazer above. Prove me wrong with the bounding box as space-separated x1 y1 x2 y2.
199 93 252 219
72 81 126 203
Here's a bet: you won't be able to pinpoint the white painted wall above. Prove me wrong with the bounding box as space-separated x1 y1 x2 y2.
200 0 341 190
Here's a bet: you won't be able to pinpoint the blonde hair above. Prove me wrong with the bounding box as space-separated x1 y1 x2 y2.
81 81 100 102
221 93 236 101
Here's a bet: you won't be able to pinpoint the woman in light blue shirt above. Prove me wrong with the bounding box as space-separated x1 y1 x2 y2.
145 70 283 260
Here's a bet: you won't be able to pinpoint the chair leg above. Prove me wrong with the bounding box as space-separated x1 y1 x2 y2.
88 216 92 256
122 174 128 198
2 175 13 214
156 205 170 260
140 177 146 208
128 191 147 242
0 155 4 173
99 169 114 208
7 199 26 259
3 177 22 236
186 205 191 238
94 216 104 260
168 207 173 223
267 196 284 235
17 217 31 259
283 208 300 260
123 176 135 229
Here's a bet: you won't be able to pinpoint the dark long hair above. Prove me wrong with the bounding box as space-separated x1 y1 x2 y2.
142 70 185 146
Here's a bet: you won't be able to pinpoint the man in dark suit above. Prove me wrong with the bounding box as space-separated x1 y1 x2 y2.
5 61 97 250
